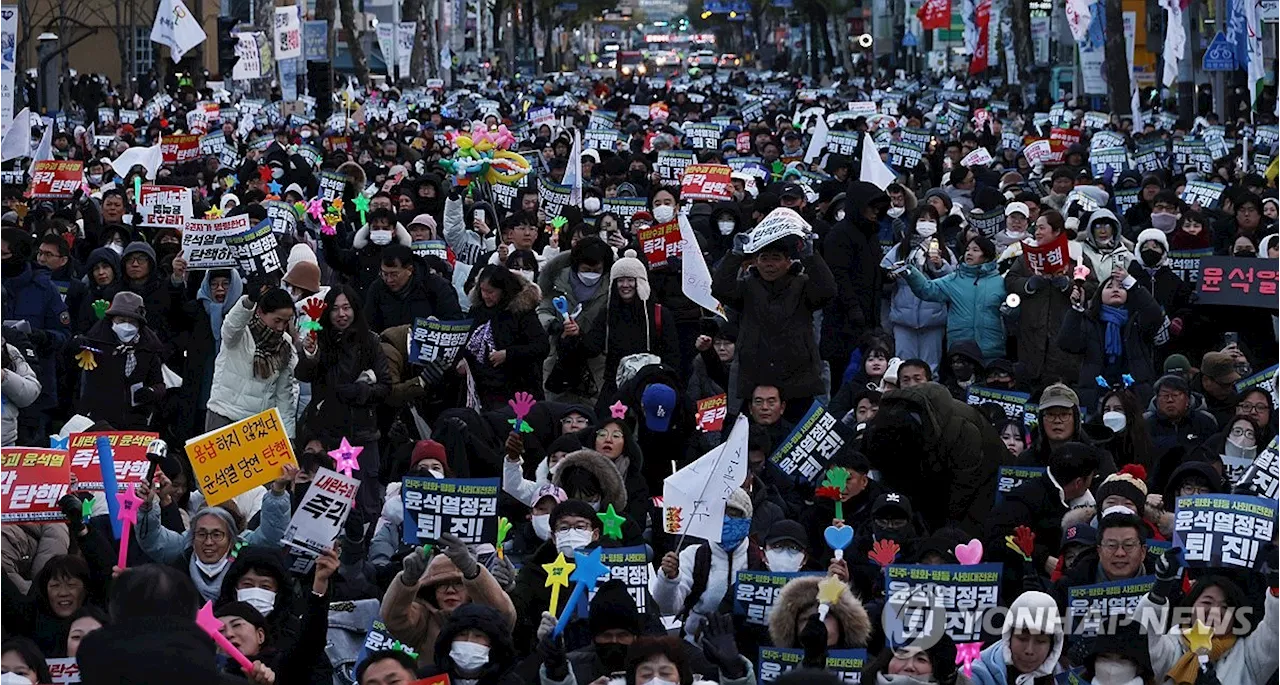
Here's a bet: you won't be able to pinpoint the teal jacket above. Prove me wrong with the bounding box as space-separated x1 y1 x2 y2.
903 261 1007 363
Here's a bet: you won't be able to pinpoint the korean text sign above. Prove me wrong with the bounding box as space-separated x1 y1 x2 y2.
29 160 83 199
138 185 194 228
182 215 242 269
680 163 733 201
768 400 847 483
408 318 473 364
1173 494 1277 569
1196 256 1278 309
185 408 297 506
1066 576 1155 636
69 431 158 490
734 570 823 626
637 220 682 268
283 466 359 556
757 647 866 684
884 563 1003 643
401 477 500 545
0 448 71 522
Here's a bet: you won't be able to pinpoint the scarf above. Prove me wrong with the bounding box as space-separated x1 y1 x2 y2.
248 314 291 379
188 554 230 602
1167 633 1237 685
1099 304 1129 364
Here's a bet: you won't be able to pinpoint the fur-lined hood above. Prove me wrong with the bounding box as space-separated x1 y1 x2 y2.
467 272 541 314
336 161 367 191
768 576 872 649
552 448 629 513
352 222 413 249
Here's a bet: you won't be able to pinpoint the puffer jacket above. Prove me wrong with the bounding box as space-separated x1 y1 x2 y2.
1 341 41 446
1136 590 1278 685
1003 241 1097 383
73 319 167 431
1078 208 1135 277
205 295 299 437
904 260 1007 362
1 524 69 594
537 253 611 402
464 274 550 404
767 575 872 651
881 237 955 330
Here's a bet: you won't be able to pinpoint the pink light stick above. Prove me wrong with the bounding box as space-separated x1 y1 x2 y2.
115 483 143 570
196 601 256 673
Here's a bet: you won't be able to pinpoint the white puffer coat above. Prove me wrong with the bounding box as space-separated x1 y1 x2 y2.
205 296 298 437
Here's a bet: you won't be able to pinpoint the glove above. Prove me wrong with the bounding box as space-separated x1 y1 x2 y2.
1170 317 1184 336
418 360 446 387
26 328 48 351
535 610 557 641
1051 274 1071 291
1151 546 1182 601
490 556 516 590
537 633 569 681
798 614 828 667
700 613 745 678
1005 525 1035 562
400 545 429 586
58 494 84 534
245 276 269 304
132 385 157 405
1025 275 1048 293
439 532 479 579
732 232 751 255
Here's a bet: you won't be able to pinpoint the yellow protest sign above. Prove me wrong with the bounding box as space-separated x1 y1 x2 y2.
184 408 297 506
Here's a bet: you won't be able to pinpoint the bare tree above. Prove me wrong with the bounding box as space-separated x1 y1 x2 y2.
337 0 369 84
1102 0 1130 114
1007 0 1033 83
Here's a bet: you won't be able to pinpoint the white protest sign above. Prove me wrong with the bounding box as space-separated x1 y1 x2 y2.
662 414 750 543
282 466 357 557
960 147 993 167
182 215 243 269
742 207 810 254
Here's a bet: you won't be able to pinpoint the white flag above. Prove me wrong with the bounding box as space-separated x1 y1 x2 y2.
1242 0 1264 108
804 114 829 164
1159 0 1185 87
150 0 208 63
563 129 583 205
662 414 749 543
0 107 31 162
1064 0 1093 43
26 119 52 176
859 132 896 190
110 139 164 180
678 215 725 320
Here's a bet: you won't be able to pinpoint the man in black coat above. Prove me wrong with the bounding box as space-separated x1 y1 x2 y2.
364 244 463 332
820 181 887 392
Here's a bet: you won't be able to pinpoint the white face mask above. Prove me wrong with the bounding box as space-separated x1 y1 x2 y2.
652 205 676 222
532 514 552 540
300 129 313 139
643 679 678 685
237 587 276 616
887 206 905 218
1102 410 1127 433
427 468 445 479
765 548 804 573
514 269 535 283
915 221 937 237
370 229 393 246
555 529 593 555
834 209 846 222
1092 658 1138 684
112 322 139 342
583 197 602 213
576 270 602 285
718 220 736 235
449 640 491 673
109 242 124 255
195 556 230 577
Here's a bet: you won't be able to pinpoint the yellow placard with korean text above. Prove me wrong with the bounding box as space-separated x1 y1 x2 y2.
185 408 297 506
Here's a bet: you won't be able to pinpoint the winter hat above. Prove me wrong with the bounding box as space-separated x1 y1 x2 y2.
410 439 447 470
550 499 603 531
923 188 953 213
1001 591 1064 678
532 483 568 507
1163 354 1191 375
282 260 321 295
609 249 651 300
283 183 305 199
641 383 677 432
629 210 654 224
881 357 904 387
588 579 642 635
286 243 319 273
1153 373 1190 396
220 193 241 212
213 600 267 630
121 240 156 265
726 487 754 519
1096 464 1149 515
105 291 147 322
408 213 438 233
1136 227 1169 254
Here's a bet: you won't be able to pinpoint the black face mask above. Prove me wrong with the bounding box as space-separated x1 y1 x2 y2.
1236 249 1257 258
950 360 974 382
1 257 24 279
1140 249 1164 268
628 170 647 184
596 642 628 673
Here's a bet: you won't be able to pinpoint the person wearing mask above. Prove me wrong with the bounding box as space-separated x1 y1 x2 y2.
297 285 391 522
118 241 182 348
1128 228 1194 351
881 213 956 373
1 637 53 684
2 228 70 442
418 604 518 685
902 235 1006 364
502 483 568 567
1145 191 1184 236
205 285 299 436
1092 389 1155 471
1078 209 1135 277
1056 272 1165 409
509 499 607 649
365 244 463 332
381 533 517 666
994 202 1031 253
539 237 614 405
1079 626 1153 685
72 291 166 430
324 207 415 294
968 591 1065 684
861 636 960 685
463 265 550 409
822 183 887 394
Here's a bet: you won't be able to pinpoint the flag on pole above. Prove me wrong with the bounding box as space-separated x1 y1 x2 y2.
859 132 896 190
804 115 829 164
1064 0 1093 43
917 0 951 30
0 107 31 162
150 0 208 63
1159 0 1185 87
110 139 164 180
563 129 583 206
678 215 725 320
26 118 52 176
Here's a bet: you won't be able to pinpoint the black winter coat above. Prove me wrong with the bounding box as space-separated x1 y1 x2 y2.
364 269 463 332
295 327 391 444
462 276 550 406
566 293 681 409
73 319 167 430
821 183 886 364
1056 282 1166 408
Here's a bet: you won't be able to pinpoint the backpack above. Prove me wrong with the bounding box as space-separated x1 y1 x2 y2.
614 306 663 388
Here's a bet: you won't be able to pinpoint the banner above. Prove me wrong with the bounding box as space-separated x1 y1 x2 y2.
768 401 848 483
1089 147 1130 178
233 32 264 80
695 394 728 433
656 150 696 184
1180 180 1226 210
1197 256 1278 309
1236 435 1278 498
1067 576 1155 636
537 176 571 221
182 216 240 269
318 170 347 201
282 466 357 570
734 571 823 626
69 431 157 490
757 647 867 684
222 218 283 277
969 207 1005 238
185 408 298 506
1173 494 1277 569
580 545 651 614
29 160 83 199
137 185 193 228
264 200 298 235
0 5 15 133
884 563 1002 643
302 20 329 60
600 196 649 223
353 618 419 676
969 0 992 74
0 448 71 523
401 477 500 545
1022 231 1070 275
161 134 201 164
995 465 1046 504
638 220 682 268
966 386 1031 423
684 122 723 150
274 5 302 60
408 318 473 364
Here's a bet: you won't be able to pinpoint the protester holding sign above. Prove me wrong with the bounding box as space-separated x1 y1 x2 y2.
463 265 550 409
71 291 167 431
205 285 298 436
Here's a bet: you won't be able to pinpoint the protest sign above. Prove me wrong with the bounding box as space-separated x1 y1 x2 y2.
1197 257 1278 309
29 161 83 199
680 163 733 202
583 128 623 152
826 131 861 157
995 465 1046 504
1180 180 1227 210
1022 232 1070 275
601 196 649 222
656 150 696 184
200 131 226 156
352 618 419 677
1166 248 1213 284
578 545 651 615
408 318 473 365
960 147 993 167
538 176 572 220
137 185 193 228
1081 111 1110 130
1173 494 1277 569
1235 363 1277 397
46 658 81 684
0 448 70 523
695 394 728 433
318 170 347 201
401 477 500 545
185 408 297 506
1066 576 1155 636
411 240 451 263
1172 138 1211 173
282 466 358 570
899 127 931 150
1049 127 1081 147
161 134 201 164
757 648 866 685
966 386 1031 423
884 563 1002 643
638 220 683 267
182 216 240 269
734 571 823 626
222 218 283 277
1090 130 1126 151
526 106 555 129
1236 436 1279 498
1022 139 1055 165
1114 187 1141 217
969 207 1005 238
742 209 809 254
769 401 848 483
684 122 723 150
1089 147 1130 178
1134 141 1167 173
888 141 925 169
264 200 298 235
69 431 157 490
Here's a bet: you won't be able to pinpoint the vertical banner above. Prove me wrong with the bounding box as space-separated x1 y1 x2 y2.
274 5 302 60
0 5 15 133
396 22 415 78
302 20 329 60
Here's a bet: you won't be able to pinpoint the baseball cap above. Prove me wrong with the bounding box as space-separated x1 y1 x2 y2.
1060 523 1097 548
641 383 677 432
764 520 808 549
1201 352 1242 385
1038 383 1080 411
533 484 568 507
778 182 805 199
872 492 913 519
1005 201 1029 217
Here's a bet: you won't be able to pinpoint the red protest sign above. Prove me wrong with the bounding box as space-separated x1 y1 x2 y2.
1022 231 1071 275
649 102 669 121
328 136 352 152
161 134 202 164
637 220 682 268
695 394 728 433
69 431 159 491
29 160 84 199
736 131 752 153
1 448 71 523
680 163 733 201
1049 127 1081 147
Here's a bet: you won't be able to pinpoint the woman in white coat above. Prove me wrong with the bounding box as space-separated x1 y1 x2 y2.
205 285 299 437
1 337 41 446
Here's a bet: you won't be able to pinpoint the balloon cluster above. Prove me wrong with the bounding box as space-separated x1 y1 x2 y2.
438 121 532 185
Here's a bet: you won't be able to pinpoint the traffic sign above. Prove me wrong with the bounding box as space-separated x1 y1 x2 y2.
1202 32 1236 72
903 31 918 47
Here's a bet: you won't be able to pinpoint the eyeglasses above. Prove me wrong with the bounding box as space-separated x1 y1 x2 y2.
1099 540 1142 553
1229 426 1256 440
380 268 409 280
1179 484 1211 496
596 430 624 440
195 529 228 542
554 522 593 533
1238 403 1268 413
1043 410 1073 423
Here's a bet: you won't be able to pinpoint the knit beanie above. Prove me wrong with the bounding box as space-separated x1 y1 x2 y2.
609 249 651 300
213 600 266 630
551 499 603 531
1136 227 1169 254
411 439 448 470
286 242 319 273
588 579 642 635
727 487 754 519
1096 464 1148 516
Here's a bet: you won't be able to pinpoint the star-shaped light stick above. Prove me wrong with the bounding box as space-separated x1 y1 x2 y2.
543 552 576 617
196 601 256 673
815 575 845 621
329 437 363 478
267 180 282 195
597 504 626 540
307 198 326 221
1186 619 1214 666
352 193 371 226
554 547 609 637
609 401 628 420
115 483 143 570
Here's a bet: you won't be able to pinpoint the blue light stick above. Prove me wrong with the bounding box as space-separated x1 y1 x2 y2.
553 547 609 638
97 436 122 538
